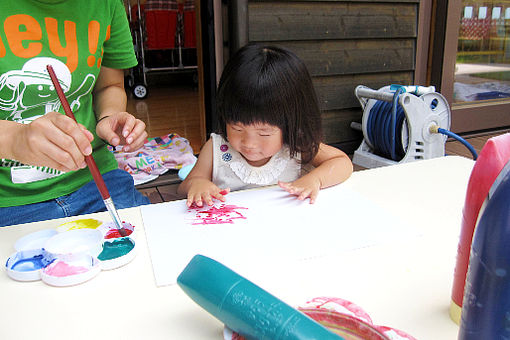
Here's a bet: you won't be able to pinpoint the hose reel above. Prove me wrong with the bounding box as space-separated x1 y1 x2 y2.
352 85 451 169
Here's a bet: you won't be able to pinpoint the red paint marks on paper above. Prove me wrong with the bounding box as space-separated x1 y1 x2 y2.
189 204 248 225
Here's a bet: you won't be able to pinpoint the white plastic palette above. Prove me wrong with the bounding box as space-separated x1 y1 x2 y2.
5 219 136 287
45 229 104 258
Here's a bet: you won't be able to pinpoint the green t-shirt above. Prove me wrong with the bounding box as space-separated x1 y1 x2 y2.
0 0 137 206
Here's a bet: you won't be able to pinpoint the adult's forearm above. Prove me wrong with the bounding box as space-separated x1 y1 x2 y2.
93 67 128 120
0 120 24 160
93 84 128 120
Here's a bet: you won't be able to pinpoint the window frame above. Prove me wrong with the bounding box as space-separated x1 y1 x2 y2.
432 0 510 133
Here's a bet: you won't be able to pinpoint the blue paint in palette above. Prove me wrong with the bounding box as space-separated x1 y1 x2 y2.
11 254 46 272
7 250 54 273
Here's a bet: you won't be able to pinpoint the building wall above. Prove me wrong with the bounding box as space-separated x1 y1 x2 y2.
229 0 420 152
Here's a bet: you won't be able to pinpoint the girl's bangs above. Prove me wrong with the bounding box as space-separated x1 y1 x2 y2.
222 81 288 129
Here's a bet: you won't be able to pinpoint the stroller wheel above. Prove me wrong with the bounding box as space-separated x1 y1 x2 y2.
133 84 148 99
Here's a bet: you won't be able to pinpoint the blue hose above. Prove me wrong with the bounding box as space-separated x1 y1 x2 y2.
366 94 406 161
390 87 404 160
437 128 478 160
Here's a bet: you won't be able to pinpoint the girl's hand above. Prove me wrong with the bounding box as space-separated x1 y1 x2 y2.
96 112 147 152
10 112 94 172
278 176 321 204
186 178 230 207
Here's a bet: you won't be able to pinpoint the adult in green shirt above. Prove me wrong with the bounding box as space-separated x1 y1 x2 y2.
0 0 150 227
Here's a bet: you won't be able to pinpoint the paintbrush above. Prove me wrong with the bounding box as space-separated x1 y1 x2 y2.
46 64 127 237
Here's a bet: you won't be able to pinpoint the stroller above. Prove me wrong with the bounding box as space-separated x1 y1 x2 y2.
125 0 198 99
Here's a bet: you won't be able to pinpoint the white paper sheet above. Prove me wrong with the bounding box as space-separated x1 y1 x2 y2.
141 185 417 286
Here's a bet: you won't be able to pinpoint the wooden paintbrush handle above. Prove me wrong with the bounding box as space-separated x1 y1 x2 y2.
84 156 110 200
46 65 110 200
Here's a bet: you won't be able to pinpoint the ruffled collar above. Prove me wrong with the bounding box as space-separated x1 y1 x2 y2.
220 143 291 185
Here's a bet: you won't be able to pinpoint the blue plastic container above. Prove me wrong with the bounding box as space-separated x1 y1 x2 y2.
458 160 510 339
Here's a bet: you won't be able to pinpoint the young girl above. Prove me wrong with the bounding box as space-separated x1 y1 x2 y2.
178 43 353 207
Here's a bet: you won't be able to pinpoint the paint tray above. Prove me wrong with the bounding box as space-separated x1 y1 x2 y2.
5 219 137 286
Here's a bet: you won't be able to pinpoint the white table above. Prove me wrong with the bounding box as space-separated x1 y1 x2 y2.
0 156 474 340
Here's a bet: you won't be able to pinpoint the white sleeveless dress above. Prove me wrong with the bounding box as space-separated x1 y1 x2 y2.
210 133 310 191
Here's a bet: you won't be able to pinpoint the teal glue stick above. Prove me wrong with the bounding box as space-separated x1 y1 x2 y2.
177 254 344 340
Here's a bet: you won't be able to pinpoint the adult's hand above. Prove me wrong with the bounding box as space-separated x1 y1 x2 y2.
4 112 93 172
95 112 147 152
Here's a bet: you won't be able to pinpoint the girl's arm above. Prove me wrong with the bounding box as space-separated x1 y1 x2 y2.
309 142 353 188
177 138 230 207
279 143 353 203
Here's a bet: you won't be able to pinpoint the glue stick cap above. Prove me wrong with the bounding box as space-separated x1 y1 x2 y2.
177 254 235 315
177 254 343 340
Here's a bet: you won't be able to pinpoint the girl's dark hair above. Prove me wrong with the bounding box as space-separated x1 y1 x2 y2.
216 43 323 164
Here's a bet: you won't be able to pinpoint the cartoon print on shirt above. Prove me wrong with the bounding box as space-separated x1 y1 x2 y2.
0 57 96 183
0 57 95 124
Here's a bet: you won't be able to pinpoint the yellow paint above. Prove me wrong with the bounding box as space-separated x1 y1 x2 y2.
57 218 102 232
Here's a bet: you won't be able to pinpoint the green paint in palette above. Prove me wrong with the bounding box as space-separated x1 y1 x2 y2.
98 238 134 261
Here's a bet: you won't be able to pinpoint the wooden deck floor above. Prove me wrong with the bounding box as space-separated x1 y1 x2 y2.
136 129 510 204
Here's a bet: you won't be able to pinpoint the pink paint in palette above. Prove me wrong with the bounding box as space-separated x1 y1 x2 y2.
188 204 248 225
44 261 90 277
40 256 102 287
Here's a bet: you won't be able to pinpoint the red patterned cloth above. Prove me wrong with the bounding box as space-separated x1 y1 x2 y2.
183 0 194 11
145 0 178 11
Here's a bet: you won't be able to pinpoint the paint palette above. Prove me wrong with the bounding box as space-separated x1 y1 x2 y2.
5 219 137 286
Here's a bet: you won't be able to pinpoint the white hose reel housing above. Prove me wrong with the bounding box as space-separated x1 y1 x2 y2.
352 85 451 169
